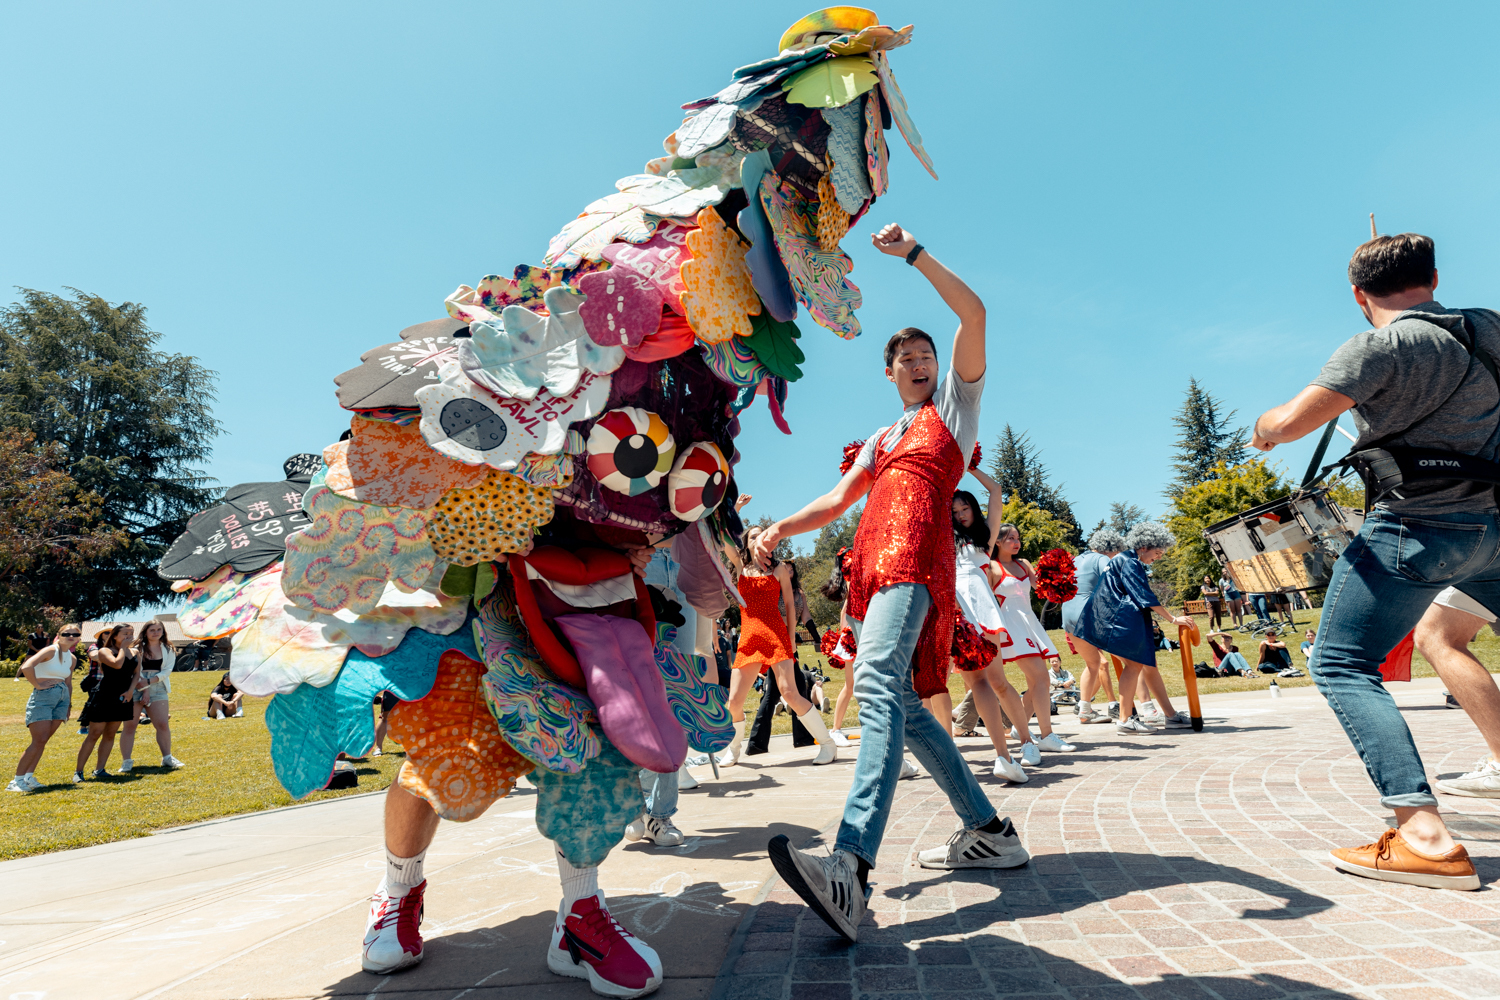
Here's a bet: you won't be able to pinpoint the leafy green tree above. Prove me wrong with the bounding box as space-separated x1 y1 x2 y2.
990 425 1082 548
802 505 862 629
1156 459 1290 600
1323 476 1365 511
998 496 1076 561
0 289 220 618
1167 378 1249 499
0 430 127 634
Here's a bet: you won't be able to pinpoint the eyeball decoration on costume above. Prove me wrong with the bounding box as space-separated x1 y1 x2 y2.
667 441 730 521
586 407 675 496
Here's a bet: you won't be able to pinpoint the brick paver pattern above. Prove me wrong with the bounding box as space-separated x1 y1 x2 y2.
720 693 1500 1000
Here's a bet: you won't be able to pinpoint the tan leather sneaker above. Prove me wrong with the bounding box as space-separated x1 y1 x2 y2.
1330 828 1480 890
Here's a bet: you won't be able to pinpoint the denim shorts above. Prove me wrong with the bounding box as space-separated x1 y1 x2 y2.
25 684 70 724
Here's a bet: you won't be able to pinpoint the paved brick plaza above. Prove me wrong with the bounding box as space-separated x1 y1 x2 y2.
713 680 1500 1000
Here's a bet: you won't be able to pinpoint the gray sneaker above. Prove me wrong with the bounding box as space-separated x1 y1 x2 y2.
917 818 1030 870
767 837 865 942
1437 759 1500 798
1163 711 1194 729
1079 703 1110 725
1116 717 1155 735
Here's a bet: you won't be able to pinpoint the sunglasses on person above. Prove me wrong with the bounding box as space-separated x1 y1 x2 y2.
59 632 81 638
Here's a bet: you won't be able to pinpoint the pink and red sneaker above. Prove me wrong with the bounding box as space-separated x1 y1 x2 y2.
362 879 426 974
547 891 662 998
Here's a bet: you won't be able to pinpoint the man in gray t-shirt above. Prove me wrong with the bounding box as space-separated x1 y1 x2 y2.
1250 232 1493 890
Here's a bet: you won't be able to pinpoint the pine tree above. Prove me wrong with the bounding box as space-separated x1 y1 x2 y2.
1107 502 1147 533
1167 378 1249 499
989 426 1081 547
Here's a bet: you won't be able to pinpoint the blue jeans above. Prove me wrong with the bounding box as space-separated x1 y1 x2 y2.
837 583 996 866
639 767 678 819
1221 651 1251 674
1313 508 1500 809
1251 594 1271 621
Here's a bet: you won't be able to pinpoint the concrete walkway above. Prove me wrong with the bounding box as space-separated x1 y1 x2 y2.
3 678 1500 1000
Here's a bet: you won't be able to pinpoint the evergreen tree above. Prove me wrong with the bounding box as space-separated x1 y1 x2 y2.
989 425 1081 547
0 289 220 618
1107 502 1147 534
1167 378 1249 499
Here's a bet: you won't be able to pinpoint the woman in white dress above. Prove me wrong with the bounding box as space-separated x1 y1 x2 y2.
985 513 1078 766
951 484 1032 783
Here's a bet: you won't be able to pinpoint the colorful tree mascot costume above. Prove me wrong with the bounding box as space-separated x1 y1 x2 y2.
161 7 930 996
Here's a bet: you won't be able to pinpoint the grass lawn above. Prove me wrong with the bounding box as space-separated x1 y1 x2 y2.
0 671 401 861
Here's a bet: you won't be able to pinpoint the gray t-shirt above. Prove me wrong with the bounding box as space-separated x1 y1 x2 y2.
854 368 984 473
1312 301 1500 514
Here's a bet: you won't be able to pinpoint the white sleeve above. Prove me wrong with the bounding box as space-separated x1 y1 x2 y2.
854 428 889 472
933 368 984 459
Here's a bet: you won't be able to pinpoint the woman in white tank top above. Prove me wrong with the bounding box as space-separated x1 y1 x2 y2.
7 624 82 793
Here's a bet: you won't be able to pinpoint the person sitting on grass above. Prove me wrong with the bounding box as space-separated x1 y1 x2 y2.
1258 629 1293 673
208 673 243 719
1206 631 1253 676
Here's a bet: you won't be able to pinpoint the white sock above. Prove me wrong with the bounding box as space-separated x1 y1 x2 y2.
385 848 426 895
727 718 745 754
557 849 599 911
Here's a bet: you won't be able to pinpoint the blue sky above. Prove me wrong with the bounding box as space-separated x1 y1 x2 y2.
5 1 1500 556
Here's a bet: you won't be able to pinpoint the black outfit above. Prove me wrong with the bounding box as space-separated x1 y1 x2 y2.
209 681 238 716
83 653 137 723
744 662 818 753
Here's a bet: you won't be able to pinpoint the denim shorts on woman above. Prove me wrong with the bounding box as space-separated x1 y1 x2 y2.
25 684 70 724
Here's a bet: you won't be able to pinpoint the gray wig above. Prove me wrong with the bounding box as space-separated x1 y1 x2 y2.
1087 528 1126 553
1125 520 1175 552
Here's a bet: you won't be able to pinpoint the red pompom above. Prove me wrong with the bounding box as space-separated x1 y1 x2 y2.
969 442 982 470
821 626 857 668
951 611 997 672
1033 548 1078 604
838 440 866 476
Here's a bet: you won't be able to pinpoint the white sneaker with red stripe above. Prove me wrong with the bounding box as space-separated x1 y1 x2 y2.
548 891 662 998
362 879 426 973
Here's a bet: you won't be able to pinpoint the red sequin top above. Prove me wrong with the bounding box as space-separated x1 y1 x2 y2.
846 402 964 697
732 573 795 669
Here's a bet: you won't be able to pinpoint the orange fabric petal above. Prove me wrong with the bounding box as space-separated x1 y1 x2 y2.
324 417 490 509
388 649 534 821
679 207 761 344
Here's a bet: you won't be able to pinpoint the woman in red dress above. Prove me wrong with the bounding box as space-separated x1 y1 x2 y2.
722 527 836 766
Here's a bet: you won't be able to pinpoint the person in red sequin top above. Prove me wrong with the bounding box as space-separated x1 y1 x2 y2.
754 225 1027 944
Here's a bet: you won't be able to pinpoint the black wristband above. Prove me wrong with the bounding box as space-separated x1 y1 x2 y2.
905 243 925 265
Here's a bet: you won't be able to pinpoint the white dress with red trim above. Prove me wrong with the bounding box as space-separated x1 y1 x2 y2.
955 543 1007 639
993 564 1056 662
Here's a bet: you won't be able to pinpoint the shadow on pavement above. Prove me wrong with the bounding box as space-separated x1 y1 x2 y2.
317 877 751 998
712 850 1361 999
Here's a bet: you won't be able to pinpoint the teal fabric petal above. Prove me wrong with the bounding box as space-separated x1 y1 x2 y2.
265 615 478 799
656 624 733 753
529 733 642 867
737 149 797 323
